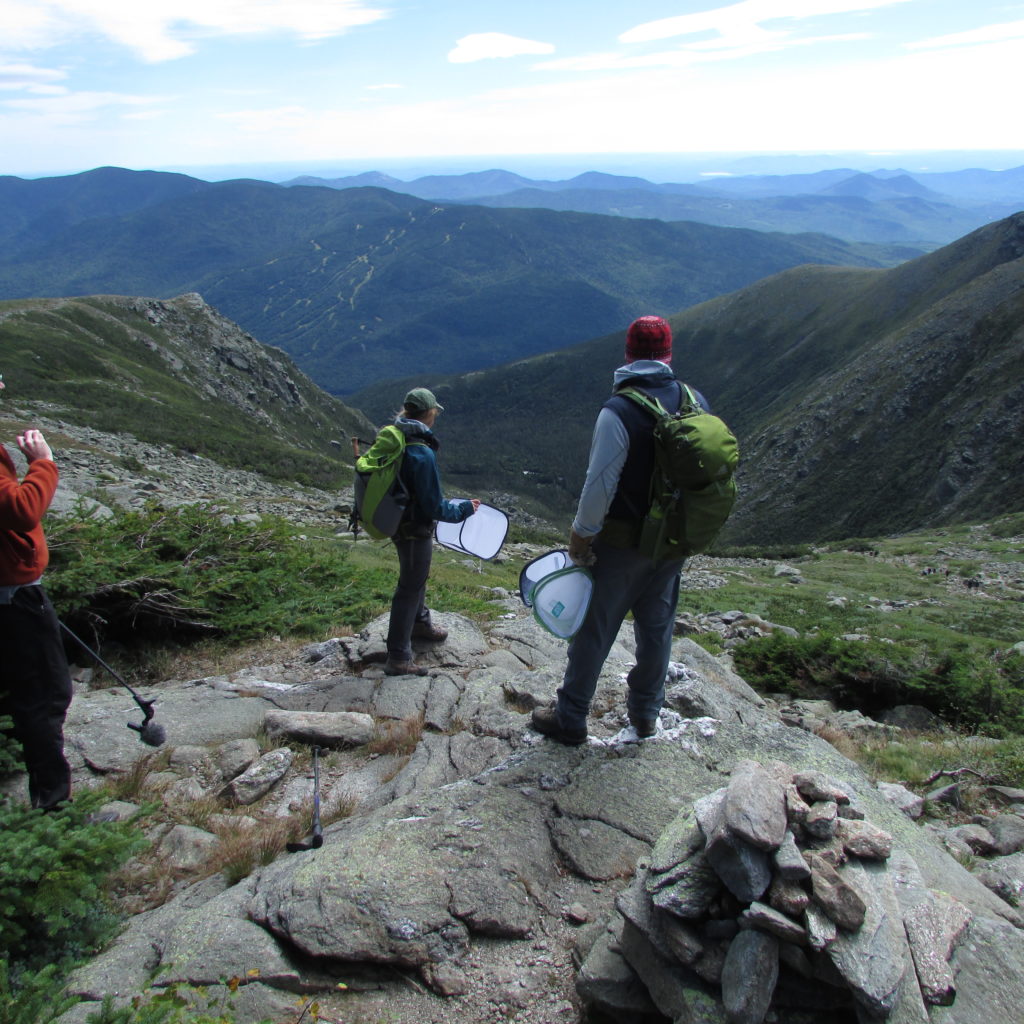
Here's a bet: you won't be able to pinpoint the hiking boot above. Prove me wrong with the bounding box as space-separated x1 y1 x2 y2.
383 659 428 677
629 715 659 738
412 622 448 641
531 706 587 746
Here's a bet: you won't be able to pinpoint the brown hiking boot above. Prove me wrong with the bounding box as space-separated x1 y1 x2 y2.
629 715 658 738
530 706 587 746
412 622 448 641
383 659 428 677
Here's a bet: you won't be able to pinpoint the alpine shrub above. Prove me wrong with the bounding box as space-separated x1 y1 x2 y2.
43 501 383 645
82 978 276 1024
0 961 77 1024
0 780 144 975
733 632 1024 733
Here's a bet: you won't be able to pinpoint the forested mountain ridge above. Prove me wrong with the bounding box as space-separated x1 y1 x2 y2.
0 167 908 396
352 212 1024 544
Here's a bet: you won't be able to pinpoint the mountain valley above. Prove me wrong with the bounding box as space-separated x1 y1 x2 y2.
0 167 911 397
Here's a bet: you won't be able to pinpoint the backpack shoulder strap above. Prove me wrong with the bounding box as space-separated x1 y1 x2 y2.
679 383 701 412
617 386 668 420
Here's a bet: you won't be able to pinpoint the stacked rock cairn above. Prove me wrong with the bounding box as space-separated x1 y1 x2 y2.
613 760 973 1023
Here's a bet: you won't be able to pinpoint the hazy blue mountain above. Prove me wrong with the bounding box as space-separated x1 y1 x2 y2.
0 168 900 396
467 187 1000 247
282 164 1024 246
0 166 212 247
817 173 944 201
283 168 541 199
284 171 406 190
909 164 1024 203
687 169 865 197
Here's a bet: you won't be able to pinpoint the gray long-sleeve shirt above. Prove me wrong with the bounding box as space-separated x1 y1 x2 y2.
572 361 708 537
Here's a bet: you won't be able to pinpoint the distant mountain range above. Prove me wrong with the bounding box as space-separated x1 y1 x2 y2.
352 212 1024 545
287 165 1024 247
0 167 906 396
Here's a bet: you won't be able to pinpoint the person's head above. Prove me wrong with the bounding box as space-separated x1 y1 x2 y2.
624 316 672 365
402 387 444 425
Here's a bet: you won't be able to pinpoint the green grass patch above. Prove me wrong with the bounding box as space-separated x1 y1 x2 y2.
853 733 1024 791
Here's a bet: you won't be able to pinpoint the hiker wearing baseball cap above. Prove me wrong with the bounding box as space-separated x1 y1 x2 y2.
532 315 712 745
383 387 479 677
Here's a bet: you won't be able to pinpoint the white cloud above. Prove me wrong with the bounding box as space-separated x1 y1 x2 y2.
0 1 61 50
536 31 869 72
0 62 68 91
620 0 913 45
3 89 170 122
520 0 909 73
222 33 1019 157
0 0 390 63
905 18 1024 50
448 32 555 64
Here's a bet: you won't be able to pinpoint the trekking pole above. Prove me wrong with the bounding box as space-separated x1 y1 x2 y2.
287 746 324 852
58 620 167 747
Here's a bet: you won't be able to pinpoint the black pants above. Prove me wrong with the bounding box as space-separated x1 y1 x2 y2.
0 585 73 810
386 533 434 662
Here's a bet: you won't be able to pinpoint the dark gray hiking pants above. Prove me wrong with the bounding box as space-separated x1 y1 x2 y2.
556 539 683 732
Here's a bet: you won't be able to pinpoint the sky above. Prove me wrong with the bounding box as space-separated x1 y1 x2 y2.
2 0 1024 180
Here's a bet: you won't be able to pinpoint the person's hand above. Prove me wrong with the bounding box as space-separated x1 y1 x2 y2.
17 429 53 463
469 499 481 513
568 529 596 567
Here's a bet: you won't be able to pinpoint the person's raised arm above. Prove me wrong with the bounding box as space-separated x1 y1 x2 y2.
17 429 54 463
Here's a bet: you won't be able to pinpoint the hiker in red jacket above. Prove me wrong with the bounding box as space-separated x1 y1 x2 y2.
0 375 73 810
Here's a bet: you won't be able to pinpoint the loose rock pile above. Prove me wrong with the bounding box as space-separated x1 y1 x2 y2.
596 760 973 1023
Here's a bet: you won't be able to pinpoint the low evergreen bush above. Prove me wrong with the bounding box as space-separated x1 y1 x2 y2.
44 502 390 647
0 961 79 1024
0 722 144 1019
733 632 1024 734
81 979 276 1024
0 788 144 977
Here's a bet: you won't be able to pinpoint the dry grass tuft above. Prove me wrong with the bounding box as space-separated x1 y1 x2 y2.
366 713 425 757
165 794 222 829
210 816 303 884
813 724 861 761
500 684 535 714
104 750 170 801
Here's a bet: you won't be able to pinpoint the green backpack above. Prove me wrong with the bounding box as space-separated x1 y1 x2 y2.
620 384 739 562
353 427 426 540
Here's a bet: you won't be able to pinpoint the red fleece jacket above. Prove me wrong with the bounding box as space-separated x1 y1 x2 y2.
0 445 59 585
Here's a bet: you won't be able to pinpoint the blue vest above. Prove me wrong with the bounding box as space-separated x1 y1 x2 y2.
604 378 684 522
